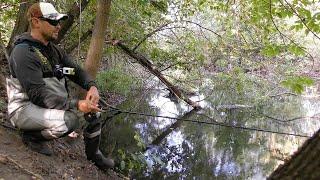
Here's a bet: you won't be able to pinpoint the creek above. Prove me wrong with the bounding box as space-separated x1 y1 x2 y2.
100 81 320 179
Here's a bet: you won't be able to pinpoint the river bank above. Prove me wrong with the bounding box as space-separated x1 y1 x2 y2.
0 124 122 179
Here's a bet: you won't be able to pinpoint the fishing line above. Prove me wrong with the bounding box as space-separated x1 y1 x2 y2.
99 101 311 138
77 0 82 64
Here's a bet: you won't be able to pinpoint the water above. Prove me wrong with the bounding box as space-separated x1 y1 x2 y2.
101 83 320 179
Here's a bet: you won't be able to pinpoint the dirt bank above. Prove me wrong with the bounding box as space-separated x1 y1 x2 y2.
0 90 126 179
0 122 125 180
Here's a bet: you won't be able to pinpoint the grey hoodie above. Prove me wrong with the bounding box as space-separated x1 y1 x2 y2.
7 32 96 115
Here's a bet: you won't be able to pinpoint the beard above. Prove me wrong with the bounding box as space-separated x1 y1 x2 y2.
42 31 58 42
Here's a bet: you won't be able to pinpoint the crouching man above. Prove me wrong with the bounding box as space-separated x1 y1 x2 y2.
6 2 114 170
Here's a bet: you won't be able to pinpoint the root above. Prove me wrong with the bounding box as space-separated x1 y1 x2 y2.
0 154 44 180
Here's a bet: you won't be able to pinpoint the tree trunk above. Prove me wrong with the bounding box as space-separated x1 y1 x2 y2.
6 0 38 53
268 129 320 179
84 0 111 79
77 0 111 98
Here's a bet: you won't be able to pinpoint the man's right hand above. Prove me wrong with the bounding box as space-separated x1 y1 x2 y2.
78 100 101 113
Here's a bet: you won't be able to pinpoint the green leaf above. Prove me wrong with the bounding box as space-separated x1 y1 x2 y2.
287 45 305 56
281 76 314 94
261 45 281 57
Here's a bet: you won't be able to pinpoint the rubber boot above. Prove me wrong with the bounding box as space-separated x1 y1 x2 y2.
21 131 53 156
84 113 114 170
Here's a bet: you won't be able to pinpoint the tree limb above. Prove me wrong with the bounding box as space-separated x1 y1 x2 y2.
114 41 201 109
65 29 92 54
55 0 91 43
133 22 173 52
132 20 223 52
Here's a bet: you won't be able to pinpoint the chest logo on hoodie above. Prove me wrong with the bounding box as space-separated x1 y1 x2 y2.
34 48 52 73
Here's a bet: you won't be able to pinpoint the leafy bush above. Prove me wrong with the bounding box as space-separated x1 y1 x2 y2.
96 68 140 96
116 132 147 176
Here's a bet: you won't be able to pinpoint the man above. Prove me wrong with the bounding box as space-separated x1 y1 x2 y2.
6 2 114 170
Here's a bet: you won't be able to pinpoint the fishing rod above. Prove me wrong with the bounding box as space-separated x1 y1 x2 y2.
98 99 311 138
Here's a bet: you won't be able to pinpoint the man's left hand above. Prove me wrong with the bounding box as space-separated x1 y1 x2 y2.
86 86 100 106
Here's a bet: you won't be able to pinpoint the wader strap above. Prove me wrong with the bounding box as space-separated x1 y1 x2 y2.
84 129 101 138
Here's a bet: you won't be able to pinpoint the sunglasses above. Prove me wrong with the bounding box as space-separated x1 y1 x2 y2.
39 17 60 26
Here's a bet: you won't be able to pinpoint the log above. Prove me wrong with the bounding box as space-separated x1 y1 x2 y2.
116 42 200 109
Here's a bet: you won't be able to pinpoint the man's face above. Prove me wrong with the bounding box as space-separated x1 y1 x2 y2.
38 18 61 41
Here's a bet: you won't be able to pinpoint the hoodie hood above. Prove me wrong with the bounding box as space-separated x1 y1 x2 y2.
13 32 46 48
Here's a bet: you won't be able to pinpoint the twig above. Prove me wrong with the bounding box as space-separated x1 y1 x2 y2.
282 0 320 41
132 20 224 52
269 0 286 44
183 20 222 38
0 154 44 180
0 122 17 131
269 92 298 98
133 22 174 51
270 0 316 72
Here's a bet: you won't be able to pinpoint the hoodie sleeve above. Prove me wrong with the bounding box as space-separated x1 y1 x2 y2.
10 44 78 110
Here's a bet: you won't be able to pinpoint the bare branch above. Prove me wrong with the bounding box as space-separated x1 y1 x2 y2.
133 22 174 52
132 20 223 52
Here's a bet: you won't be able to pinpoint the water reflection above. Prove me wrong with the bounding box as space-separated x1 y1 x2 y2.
101 85 320 179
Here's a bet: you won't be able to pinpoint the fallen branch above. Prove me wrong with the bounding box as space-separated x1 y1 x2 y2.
113 41 200 109
0 154 44 180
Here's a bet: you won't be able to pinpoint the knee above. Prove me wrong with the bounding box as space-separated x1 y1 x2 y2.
64 111 80 133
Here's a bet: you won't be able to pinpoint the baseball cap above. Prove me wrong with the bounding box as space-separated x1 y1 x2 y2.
27 2 68 21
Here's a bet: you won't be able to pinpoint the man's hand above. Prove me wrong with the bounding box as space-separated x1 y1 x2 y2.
78 100 101 113
86 86 100 106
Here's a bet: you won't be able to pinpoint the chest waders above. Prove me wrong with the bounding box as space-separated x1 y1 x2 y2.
35 46 115 169
84 113 115 169
35 45 114 169
9 43 114 169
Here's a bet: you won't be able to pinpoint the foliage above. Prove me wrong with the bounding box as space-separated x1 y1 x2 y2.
0 0 19 43
212 67 257 102
281 75 314 94
96 68 141 96
116 132 147 175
